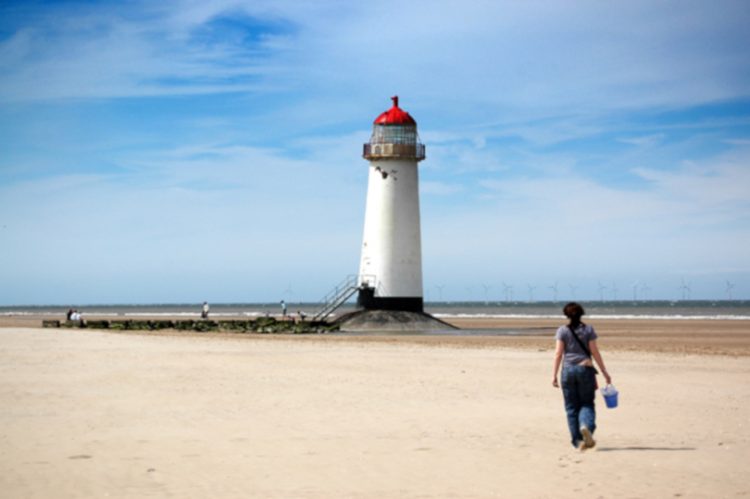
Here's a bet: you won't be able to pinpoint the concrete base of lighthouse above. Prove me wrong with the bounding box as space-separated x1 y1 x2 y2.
335 309 457 332
356 287 424 313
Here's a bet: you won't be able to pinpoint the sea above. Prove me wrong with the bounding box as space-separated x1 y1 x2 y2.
2 301 750 321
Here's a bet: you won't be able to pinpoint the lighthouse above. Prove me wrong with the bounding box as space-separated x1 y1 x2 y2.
358 96 426 313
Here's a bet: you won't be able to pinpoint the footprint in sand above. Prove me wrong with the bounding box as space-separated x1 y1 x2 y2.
68 455 92 460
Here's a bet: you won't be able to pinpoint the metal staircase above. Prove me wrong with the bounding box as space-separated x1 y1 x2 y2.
313 275 374 321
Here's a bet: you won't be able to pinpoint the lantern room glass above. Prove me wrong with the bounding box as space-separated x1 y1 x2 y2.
369 124 420 145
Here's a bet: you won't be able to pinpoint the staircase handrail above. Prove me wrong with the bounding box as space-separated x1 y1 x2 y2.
313 274 376 321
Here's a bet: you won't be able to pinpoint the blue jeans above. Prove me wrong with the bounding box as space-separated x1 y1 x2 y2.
561 365 597 447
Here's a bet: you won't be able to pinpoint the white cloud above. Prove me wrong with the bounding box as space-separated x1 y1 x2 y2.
617 134 666 147
422 147 750 294
420 181 464 196
0 2 289 102
632 157 750 213
2 0 749 114
724 138 750 146
0 142 367 303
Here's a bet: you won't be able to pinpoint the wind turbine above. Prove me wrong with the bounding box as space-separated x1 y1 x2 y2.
611 281 619 301
481 283 492 304
502 282 514 302
435 284 445 302
632 281 639 301
725 281 735 300
527 284 537 303
680 279 692 300
597 282 607 301
549 281 559 302
568 284 578 300
640 282 651 300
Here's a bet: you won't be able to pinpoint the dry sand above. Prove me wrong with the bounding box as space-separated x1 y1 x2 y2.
1 322 749 498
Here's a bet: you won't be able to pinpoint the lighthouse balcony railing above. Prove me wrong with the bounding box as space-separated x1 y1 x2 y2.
363 143 425 160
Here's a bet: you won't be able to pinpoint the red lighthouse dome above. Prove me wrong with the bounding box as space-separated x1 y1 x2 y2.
364 96 425 161
373 96 416 126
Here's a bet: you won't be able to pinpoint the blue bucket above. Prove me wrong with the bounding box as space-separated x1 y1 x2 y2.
601 384 619 409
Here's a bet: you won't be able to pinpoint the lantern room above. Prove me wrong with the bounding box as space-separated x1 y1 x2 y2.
363 96 425 161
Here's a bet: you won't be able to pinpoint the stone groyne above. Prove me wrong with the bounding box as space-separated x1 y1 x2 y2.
42 318 337 334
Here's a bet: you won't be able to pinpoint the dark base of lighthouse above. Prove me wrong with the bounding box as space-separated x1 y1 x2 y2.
336 288 457 332
356 288 424 313
335 309 457 332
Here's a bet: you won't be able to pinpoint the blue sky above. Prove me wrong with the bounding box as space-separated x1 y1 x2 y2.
1 0 749 304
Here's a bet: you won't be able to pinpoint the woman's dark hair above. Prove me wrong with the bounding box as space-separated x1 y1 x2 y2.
563 302 585 319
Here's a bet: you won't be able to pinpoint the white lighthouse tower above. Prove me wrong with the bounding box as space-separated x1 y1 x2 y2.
358 96 426 313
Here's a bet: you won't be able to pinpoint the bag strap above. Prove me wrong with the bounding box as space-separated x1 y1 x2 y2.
569 324 592 358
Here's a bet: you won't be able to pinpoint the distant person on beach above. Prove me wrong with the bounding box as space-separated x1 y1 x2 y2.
66 309 74 321
201 302 210 319
552 302 612 451
280 300 287 318
69 309 84 325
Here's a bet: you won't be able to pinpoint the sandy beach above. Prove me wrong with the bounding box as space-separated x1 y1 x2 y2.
1 317 749 498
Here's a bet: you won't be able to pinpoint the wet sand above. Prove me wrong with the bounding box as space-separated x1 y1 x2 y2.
1 321 749 498
447 317 750 357
2 314 749 356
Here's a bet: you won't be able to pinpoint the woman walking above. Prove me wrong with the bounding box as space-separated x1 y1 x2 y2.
552 302 612 450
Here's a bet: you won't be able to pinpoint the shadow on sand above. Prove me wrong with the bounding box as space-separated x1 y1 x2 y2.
597 446 696 452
